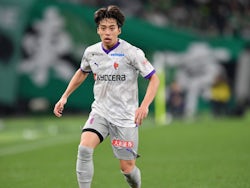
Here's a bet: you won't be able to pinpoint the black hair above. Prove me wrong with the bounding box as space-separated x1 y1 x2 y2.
94 5 125 28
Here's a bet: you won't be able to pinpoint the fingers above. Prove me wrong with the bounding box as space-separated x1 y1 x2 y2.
53 97 67 117
53 102 64 117
135 116 143 126
134 108 148 126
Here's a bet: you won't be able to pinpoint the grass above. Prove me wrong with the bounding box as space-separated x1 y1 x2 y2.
0 113 250 188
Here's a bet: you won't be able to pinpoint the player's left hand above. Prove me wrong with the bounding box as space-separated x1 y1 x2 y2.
135 106 149 126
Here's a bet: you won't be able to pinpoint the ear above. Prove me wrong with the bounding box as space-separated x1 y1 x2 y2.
118 27 121 35
97 27 100 35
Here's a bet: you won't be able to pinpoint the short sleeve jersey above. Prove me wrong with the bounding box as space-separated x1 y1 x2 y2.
80 39 155 127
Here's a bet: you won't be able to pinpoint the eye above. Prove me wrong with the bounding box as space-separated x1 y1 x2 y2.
100 27 106 31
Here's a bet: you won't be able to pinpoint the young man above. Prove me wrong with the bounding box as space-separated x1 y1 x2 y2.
53 5 159 188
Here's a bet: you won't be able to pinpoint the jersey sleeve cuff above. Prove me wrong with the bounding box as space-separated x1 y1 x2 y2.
80 67 92 73
144 69 156 79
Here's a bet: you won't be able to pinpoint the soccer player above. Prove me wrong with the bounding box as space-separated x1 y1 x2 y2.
53 5 159 188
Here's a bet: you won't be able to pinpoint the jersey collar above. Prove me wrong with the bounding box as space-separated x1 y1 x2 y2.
102 40 120 54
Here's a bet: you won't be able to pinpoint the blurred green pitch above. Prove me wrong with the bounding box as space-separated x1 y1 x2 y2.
0 114 250 188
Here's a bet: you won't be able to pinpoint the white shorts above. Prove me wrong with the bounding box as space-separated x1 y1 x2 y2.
82 113 139 160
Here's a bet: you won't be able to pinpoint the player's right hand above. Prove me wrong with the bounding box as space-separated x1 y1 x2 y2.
53 97 67 117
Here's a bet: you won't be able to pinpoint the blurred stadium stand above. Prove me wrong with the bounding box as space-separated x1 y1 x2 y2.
60 0 250 39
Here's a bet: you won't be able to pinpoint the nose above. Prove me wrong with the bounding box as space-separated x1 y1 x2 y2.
104 29 111 35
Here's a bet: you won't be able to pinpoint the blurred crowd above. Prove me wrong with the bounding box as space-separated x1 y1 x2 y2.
60 0 250 39
163 41 250 120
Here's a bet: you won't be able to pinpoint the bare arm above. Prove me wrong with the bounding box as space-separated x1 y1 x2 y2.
53 69 89 117
135 73 160 125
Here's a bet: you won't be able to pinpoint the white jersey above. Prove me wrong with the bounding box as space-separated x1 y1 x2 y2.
80 39 155 127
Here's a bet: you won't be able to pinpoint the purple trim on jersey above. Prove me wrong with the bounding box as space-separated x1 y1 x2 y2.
144 69 156 79
102 41 120 54
80 67 92 73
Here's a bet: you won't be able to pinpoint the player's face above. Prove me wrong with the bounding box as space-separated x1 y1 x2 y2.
97 18 121 50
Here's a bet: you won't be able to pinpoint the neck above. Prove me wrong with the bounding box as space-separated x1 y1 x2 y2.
102 40 120 54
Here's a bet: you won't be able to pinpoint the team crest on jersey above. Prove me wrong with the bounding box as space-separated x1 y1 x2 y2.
113 62 119 70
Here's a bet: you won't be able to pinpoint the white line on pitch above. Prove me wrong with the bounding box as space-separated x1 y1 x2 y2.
0 135 78 156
